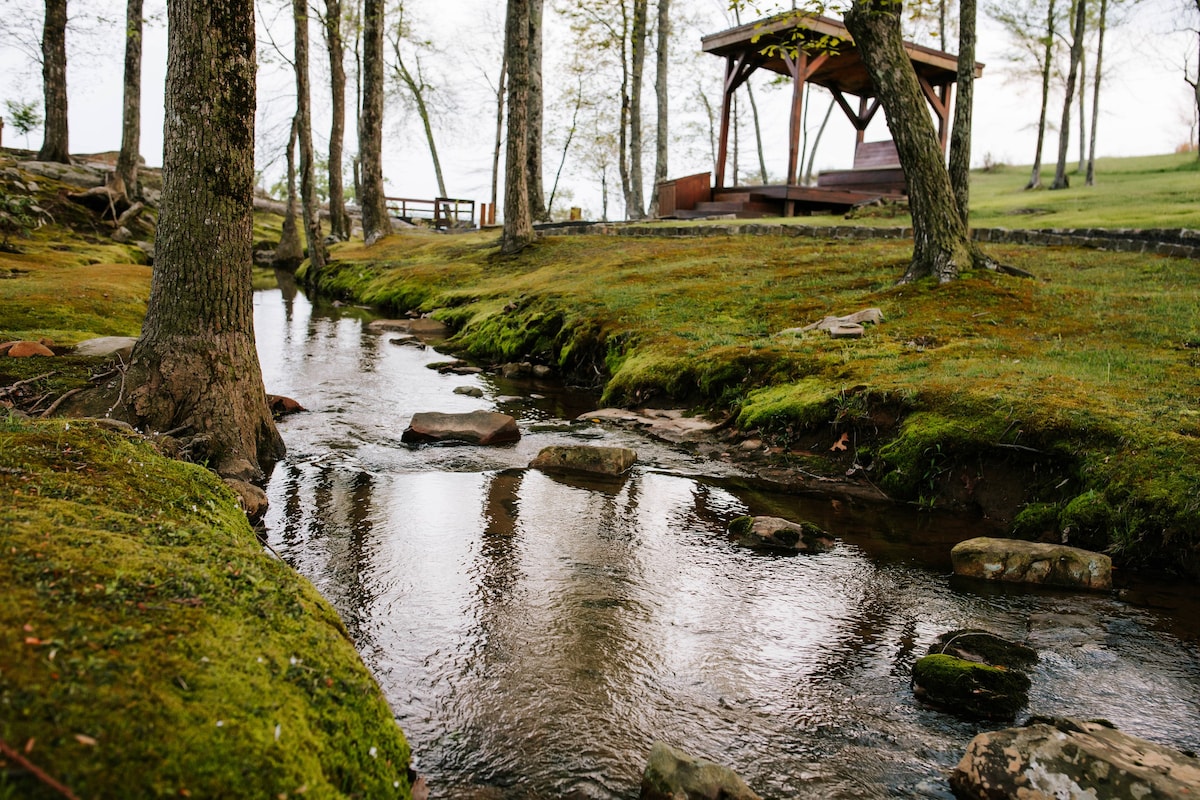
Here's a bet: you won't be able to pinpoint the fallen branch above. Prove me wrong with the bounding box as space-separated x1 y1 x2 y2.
40 388 84 418
0 371 58 398
0 736 81 800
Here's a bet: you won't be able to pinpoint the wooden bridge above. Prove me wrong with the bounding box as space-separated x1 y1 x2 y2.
385 196 478 229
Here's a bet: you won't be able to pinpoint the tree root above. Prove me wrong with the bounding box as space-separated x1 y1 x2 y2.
0 736 81 800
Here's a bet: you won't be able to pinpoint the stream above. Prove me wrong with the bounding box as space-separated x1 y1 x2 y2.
255 283 1200 799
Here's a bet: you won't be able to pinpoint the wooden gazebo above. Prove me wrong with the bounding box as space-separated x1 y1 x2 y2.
656 13 983 219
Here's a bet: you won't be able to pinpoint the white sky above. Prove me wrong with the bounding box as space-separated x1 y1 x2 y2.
1 0 1196 220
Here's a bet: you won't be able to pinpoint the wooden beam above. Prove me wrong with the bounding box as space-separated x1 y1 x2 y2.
830 89 880 133
783 50 808 187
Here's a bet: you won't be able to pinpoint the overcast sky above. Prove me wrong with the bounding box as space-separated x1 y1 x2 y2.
1 0 1195 219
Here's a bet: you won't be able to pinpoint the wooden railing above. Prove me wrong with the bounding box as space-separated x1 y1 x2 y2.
385 196 476 229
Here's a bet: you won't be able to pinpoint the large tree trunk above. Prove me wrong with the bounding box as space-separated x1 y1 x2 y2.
526 0 547 221
116 0 142 197
627 0 648 218
359 0 392 244
274 115 304 272
1085 0 1107 185
1027 0 1055 189
648 0 669 215
501 0 534 253
294 0 325 281
845 0 984 284
949 0 976 225
39 0 70 163
1051 0 1086 190
323 0 349 240
123 0 284 481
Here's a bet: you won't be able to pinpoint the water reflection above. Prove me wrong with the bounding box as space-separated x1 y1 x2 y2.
255 287 1200 800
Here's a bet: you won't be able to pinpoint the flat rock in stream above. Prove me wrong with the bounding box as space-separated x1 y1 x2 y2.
402 411 520 445
368 318 448 337
951 537 1112 591
576 407 722 443
727 515 835 554
529 445 637 477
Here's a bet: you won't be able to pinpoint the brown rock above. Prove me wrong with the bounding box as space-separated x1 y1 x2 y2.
6 340 55 357
529 445 637 477
951 536 1112 591
266 394 305 418
402 411 520 445
224 478 269 522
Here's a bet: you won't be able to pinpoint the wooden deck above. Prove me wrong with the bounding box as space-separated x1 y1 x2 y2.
656 170 902 220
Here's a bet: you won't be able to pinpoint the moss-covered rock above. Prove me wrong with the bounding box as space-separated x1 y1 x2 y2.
1009 502 1060 541
727 515 835 554
1059 489 1116 552
0 417 414 798
640 741 761 800
911 653 1031 720
927 629 1038 672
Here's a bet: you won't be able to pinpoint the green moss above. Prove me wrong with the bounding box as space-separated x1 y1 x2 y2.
911 653 1031 720
0 419 413 798
1010 502 1060 541
1059 490 1116 552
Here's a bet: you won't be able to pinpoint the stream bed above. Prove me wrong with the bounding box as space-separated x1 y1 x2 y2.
255 284 1200 799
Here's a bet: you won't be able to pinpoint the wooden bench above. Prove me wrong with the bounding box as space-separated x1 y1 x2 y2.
817 140 907 195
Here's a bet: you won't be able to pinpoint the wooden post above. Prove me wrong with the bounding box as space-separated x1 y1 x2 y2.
786 51 807 187
715 56 736 190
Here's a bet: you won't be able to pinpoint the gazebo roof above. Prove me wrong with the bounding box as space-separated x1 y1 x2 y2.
701 13 982 98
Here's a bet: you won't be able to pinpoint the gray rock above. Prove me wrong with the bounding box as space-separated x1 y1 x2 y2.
576 407 722 444
951 537 1112 591
727 515 835 554
402 411 519 445
17 160 107 189
951 717 1200 800
453 386 484 398
368 318 448 337
112 226 133 243
640 741 761 800
529 445 637 477
778 307 884 336
73 336 138 359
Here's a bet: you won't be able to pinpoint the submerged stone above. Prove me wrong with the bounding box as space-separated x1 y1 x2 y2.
529 445 637 477
951 717 1200 800
727 515 835 554
951 536 1112 591
640 741 762 800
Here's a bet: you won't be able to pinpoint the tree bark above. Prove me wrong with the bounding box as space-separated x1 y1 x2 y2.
1077 46 1087 172
294 0 325 281
123 0 284 481
617 2 632 218
274 115 304 272
501 0 534 253
116 0 142 198
949 0 976 225
359 0 392 244
39 0 70 163
1085 0 1106 185
1051 0 1086 190
627 0 648 218
844 0 985 284
526 0 547 220
648 0 669 215
1027 0 1055 189
492 55 506 211
323 0 349 240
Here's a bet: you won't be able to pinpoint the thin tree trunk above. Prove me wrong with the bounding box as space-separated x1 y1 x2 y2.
492 55 506 212
116 0 142 197
527 0 547 220
274 115 304 272
1027 0 1055 189
501 0 534 253
699 84 717 174
648 0 669 216
949 0 975 225
1085 0 1106 185
547 74 583 216
939 0 947 49
617 2 632 217
1077 45 1086 172
747 81 769 183
323 0 349 240
359 0 392 244
293 0 325 280
1051 0 1086 190
39 0 70 163
628 0 648 218
844 0 990 284
391 35 447 197
804 96 834 185
124 0 284 480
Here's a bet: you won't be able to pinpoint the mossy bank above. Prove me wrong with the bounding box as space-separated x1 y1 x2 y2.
0 417 414 798
310 228 1200 579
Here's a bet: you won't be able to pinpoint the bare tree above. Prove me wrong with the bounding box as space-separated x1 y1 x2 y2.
1051 0 1086 189
1189 0 1200 158
116 0 142 197
527 0 547 220
501 0 534 253
322 0 350 240
359 0 392 244
648 0 670 214
988 0 1058 189
38 0 70 163
389 5 448 197
293 0 325 279
1085 0 1107 184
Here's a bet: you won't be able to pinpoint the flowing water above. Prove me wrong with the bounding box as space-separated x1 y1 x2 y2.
255 284 1200 799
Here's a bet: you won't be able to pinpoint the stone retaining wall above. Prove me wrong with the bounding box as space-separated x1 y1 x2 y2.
540 221 1200 260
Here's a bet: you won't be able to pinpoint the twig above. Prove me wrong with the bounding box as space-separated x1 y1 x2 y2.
0 736 81 800
26 392 52 412
0 371 58 398
40 388 84 418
